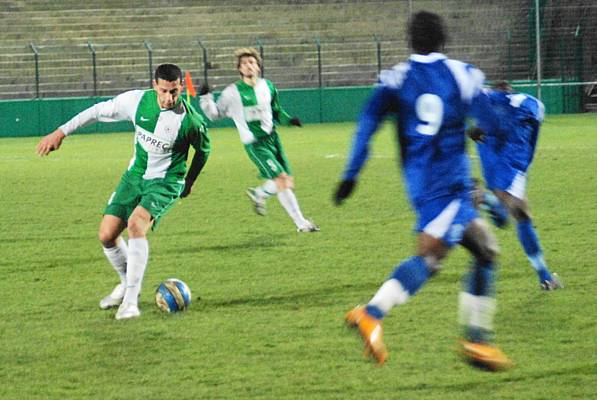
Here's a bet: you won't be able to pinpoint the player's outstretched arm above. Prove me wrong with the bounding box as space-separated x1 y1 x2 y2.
199 85 226 121
334 86 393 205
36 91 141 157
36 129 66 156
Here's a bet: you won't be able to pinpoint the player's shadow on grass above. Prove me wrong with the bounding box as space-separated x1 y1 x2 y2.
168 234 286 254
398 362 591 391
200 282 377 309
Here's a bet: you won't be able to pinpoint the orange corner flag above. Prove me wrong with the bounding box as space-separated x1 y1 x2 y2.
185 71 196 102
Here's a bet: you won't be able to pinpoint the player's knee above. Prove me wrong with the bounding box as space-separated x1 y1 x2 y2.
505 197 530 221
98 229 118 247
127 217 147 237
274 174 292 190
480 242 499 264
478 239 499 265
423 255 443 275
510 205 531 221
473 220 500 264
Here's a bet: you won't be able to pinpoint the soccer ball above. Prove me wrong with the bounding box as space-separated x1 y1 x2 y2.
155 278 192 313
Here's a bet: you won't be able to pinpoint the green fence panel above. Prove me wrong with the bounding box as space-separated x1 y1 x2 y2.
43 97 97 134
321 87 372 123
563 85 582 113
279 88 322 124
0 99 40 137
512 79 581 114
0 83 581 138
515 85 563 114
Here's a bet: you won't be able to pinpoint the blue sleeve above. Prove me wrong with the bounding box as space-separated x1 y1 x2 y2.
522 96 544 123
342 85 395 180
469 90 500 138
521 97 543 161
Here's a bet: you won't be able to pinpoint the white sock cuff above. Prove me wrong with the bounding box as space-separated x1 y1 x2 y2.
128 237 148 247
462 293 496 331
102 238 128 277
369 278 410 315
458 292 475 326
262 179 278 196
103 244 121 256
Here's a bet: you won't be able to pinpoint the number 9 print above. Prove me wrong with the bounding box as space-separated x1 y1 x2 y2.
415 94 444 136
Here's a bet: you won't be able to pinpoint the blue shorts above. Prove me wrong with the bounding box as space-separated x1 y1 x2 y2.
414 192 478 248
478 144 527 199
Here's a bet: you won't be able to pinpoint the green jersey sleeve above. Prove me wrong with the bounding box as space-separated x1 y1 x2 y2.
185 102 211 155
267 80 292 126
59 90 144 135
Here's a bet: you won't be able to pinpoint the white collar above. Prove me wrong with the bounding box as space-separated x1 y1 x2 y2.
409 52 447 63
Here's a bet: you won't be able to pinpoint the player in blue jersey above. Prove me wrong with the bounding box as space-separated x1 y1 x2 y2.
473 80 562 291
334 11 512 369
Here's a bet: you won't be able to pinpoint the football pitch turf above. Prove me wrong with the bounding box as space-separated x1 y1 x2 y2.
1 114 596 399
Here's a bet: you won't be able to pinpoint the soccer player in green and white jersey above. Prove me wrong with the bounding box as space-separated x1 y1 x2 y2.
36 64 210 320
200 47 319 232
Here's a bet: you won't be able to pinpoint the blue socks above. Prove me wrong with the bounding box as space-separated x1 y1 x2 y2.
365 304 385 320
365 256 432 320
465 261 495 297
516 220 552 282
390 256 432 296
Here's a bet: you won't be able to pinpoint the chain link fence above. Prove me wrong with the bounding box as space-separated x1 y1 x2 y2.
0 1 595 110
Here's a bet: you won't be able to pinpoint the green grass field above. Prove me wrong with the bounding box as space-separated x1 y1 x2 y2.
1 114 596 399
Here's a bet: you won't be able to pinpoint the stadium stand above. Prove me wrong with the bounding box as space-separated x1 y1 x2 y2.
0 0 594 101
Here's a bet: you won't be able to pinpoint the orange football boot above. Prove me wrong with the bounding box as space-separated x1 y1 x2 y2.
459 340 514 371
346 306 388 365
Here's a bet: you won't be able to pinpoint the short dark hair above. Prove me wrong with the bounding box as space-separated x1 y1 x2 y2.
408 11 447 54
154 63 182 83
491 80 513 92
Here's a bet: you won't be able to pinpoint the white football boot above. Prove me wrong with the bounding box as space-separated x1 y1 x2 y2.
99 283 125 309
115 302 140 320
246 188 267 216
297 220 320 232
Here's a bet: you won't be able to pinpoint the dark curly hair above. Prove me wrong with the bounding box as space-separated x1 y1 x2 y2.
408 11 447 54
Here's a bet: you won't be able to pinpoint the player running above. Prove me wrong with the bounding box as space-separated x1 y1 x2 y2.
334 11 512 369
36 63 211 320
472 80 562 290
200 47 319 232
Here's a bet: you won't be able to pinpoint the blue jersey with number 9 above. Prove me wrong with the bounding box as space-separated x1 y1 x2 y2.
343 52 496 207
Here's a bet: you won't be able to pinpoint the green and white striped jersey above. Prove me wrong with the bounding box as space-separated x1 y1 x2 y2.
200 78 292 144
59 89 210 180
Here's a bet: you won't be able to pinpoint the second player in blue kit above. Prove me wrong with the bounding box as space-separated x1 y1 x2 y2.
474 81 562 291
335 11 512 369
